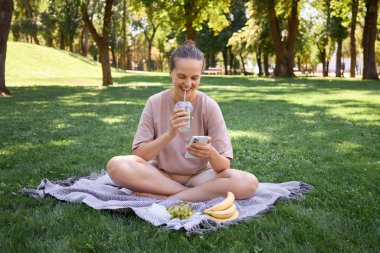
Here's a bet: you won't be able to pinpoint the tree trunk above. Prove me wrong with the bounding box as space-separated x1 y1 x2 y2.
46 36 54 47
222 47 228 75
327 60 330 76
268 2 287 76
121 0 126 70
239 52 246 73
267 0 299 77
111 15 117 68
211 52 216 67
233 57 237 75
82 0 98 57
126 45 132 70
323 58 329 77
81 0 113 86
335 39 342 77
60 32 65 50
184 1 196 41
285 0 299 76
99 45 113 85
204 53 209 69
25 0 39 45
145 24 158 72
264 52 270 76
350 0 358 77
111 44 116 68
69 35 74 52
323 2 331 77
362 0 379 80
228 46 234 75
0 0 13 96
257 46 263 76
147 40 152 71
322 60 327 77
297 56 301 71
318 43 328 77
82 26 89 56
80 29 84 54
185 21 196 41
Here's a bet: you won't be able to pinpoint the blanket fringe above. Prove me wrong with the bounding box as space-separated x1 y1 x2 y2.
287 182 315 200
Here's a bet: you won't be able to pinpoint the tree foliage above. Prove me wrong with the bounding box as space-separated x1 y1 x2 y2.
4 0 380 85
161 0 230 41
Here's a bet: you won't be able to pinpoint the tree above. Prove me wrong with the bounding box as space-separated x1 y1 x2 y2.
313 0 333 77
132 0 165 71
296 16 317 72
60 0 81 52
362 0 379 79
330 15 349 77
0 0 14 96
81 0 113 85
329 0 362 77
228 27 250 74
14 0 40 44
163 0 230 42
245 1 274 76
80 0 99 56
40 4 57 47
350 0 359 77
210 0 247 75
252 0 300 77
10 0 36 43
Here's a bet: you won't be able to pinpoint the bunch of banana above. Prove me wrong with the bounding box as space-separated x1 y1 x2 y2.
203 191 239 222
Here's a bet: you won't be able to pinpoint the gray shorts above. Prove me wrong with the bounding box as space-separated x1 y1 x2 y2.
157 167 217 187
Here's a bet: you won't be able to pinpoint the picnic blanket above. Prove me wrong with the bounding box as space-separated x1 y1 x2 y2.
20 171 314 234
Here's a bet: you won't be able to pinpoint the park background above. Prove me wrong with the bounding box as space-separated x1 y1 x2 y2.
0 0 380 252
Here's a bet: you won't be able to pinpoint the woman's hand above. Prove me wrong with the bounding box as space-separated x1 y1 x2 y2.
186 137 213 158
167 107 190 137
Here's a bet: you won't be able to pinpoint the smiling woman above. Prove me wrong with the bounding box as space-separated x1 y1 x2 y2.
106 40 259 202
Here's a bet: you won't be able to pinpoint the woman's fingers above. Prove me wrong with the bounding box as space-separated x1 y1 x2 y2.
171 117 189 127
187 144 211 158
170 109 190 129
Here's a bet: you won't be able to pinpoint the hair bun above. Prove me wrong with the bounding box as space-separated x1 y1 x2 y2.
183 40 196 48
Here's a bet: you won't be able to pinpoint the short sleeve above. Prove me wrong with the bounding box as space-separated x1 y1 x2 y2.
132 98 155 150
206 100 233 159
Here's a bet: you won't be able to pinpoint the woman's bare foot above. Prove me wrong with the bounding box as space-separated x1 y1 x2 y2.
134 192 168 199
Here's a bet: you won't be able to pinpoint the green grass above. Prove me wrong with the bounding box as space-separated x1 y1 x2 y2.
1 43 380 252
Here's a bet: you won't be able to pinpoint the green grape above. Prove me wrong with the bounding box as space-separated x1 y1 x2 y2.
167 202 196 219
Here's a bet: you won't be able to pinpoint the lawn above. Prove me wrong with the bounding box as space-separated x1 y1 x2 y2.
1 43 380 252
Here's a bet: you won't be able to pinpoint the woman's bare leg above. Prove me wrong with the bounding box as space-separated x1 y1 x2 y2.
106 155 189 195
172 169 258 202
107 155 258 202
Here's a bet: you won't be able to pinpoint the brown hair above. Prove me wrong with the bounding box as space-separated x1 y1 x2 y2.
169 40 205 70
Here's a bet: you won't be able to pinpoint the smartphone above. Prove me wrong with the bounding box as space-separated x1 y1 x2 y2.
185 136 209 159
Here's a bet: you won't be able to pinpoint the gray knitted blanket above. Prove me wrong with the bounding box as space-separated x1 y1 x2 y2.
20 171 314 234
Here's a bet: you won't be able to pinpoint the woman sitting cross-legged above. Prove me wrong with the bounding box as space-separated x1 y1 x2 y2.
107 40 258 202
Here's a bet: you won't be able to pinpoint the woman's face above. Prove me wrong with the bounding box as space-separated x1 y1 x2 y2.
170 57 203 102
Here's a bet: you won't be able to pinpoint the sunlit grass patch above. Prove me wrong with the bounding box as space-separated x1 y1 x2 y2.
229 130 271 142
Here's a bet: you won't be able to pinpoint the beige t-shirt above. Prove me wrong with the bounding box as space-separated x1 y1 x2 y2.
132 89 233 175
